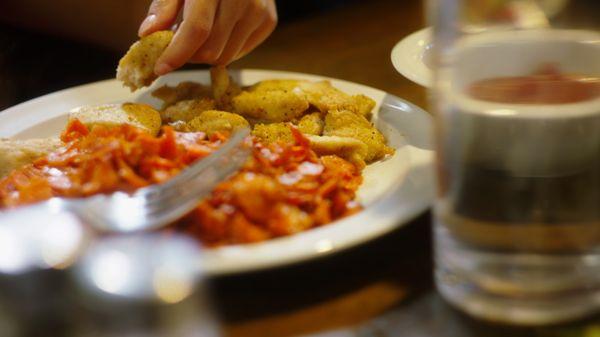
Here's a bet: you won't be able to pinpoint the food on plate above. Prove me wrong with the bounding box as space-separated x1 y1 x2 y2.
0 65 393 244
251 122 294 144
188 110 249 136
0 120 222 208
323 109 393 162
69 103 162 136
0 120 362 246
161 98 217 123
0 138 62 178
232 87 309 122
116 30 174 91
0 34 396 245
115 32 389 164
143 66 391 166
152 81 213 109
211 66 242 111
297 81 376 117
178 128 362 246
306 135 368 168
297 112 325 135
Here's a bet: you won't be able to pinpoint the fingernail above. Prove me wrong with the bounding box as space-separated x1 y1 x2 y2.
138 14 157 36
155 62 173 76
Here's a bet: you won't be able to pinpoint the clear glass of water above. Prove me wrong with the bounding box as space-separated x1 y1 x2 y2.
429 0 600 325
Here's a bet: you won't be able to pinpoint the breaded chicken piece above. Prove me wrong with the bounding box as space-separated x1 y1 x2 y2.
298 81 376 117
248 79 301 93
152 81 212 109
69 103 162 135
161 98 216 123
251 123 294 144
116 31 174 91
323 110 393 162
0 138 62 178
188 110 249 136
233 90 309 122
167 121 193 132
350 94 377 118
305 135 368 168
211 66 242 111
297 112 324 135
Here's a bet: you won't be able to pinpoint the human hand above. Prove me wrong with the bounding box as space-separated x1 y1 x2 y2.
138 0 277 75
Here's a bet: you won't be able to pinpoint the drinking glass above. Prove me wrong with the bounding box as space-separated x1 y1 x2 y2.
428 0 600 325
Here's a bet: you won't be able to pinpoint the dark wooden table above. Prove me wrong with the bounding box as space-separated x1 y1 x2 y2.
0 0 598 336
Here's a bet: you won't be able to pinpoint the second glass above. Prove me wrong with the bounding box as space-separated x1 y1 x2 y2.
429 0 600 325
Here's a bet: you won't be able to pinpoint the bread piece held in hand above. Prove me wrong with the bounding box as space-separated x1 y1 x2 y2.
117 31 174 91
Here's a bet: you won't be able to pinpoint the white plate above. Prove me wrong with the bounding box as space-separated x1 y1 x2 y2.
391 27 433 87
0 69 434 275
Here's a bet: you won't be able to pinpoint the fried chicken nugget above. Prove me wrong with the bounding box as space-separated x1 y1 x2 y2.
211 66 242 111
305 135 367 168
323 110 393 162
161 98 216 123
69 103 162 135
0 138 62 178
298 81 376 117
297 112 324 135
233 90 309 122
251 123 294 144
116 31 174 91
249 79 301 92
152 81 212 109
188 110 249 136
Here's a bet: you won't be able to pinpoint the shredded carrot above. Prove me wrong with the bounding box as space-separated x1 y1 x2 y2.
0 120 219 207
0 120 363 246
178 128 363 246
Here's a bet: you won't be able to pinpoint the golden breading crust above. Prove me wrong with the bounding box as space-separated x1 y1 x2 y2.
116 31 174 91
211 66 242 111
306 135 368 168
69 103 162 136
298 81 376 116
251 123 294 144
166 121 193 132
0 138 62 178
248 79 301 93
187 110 249 136
297 112 324 135
161 98 216 123
233 90 309 122
323 109 394 162
152 81 212 109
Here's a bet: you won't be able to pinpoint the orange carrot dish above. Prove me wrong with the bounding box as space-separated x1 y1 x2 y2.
0 120 363 246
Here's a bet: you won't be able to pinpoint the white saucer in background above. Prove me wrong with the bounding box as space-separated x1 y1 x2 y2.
391 27 433 87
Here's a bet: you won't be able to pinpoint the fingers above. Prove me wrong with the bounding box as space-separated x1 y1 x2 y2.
139 0 183 37
232 0 277 62
155 0 218 75
149 0 277 73
191 0 277 65
210 1 268 65
190 0 247 64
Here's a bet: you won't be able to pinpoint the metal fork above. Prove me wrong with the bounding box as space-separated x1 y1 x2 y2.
0 128 250 233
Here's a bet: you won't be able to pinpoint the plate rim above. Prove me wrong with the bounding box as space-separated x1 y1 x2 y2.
391 27 432 88
0 69 434 276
